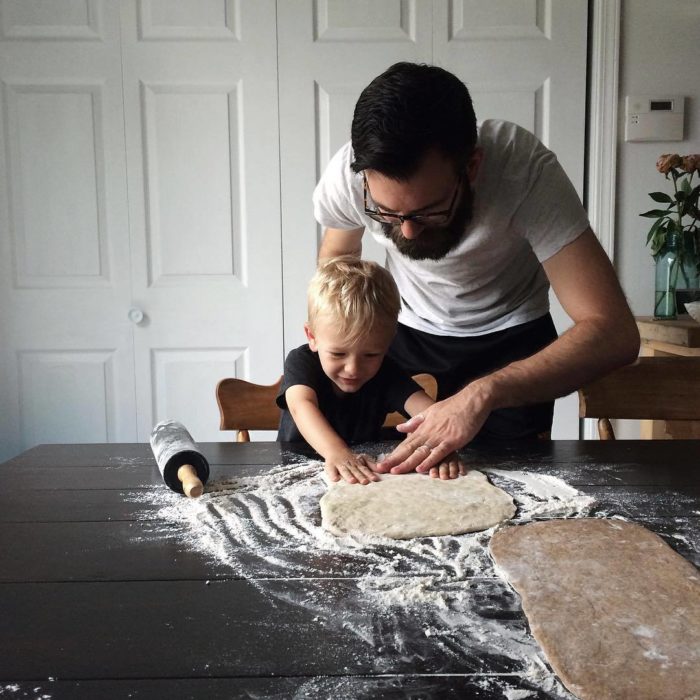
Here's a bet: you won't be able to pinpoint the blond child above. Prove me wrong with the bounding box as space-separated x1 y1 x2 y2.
276 256 464 484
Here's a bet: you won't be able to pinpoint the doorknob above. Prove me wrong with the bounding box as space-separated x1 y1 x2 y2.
128 307 145 324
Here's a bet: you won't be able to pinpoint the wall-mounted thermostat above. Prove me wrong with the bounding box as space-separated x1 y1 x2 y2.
625 95 684 142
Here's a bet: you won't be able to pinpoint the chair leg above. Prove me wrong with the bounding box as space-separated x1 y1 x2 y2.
598 418 616 440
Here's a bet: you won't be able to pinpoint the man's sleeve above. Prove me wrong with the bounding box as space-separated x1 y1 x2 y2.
312 142 366 230
510 131 590 262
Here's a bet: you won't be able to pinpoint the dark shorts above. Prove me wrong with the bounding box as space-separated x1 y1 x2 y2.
388 314 558 441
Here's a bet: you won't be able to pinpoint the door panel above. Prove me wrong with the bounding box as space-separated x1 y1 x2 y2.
119 0 284 442
150 347 246 441
0 0 135 461
277 0 434 351
18 349 119 445
434 0 587 185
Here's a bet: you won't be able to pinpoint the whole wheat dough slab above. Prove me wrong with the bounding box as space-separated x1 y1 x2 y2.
490 519 700 700
320 470 515 539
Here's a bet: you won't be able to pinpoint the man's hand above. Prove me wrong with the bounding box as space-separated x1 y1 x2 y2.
375 385 491 474
325 450 380 485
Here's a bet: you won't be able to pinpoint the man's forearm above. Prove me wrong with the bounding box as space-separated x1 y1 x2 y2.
474 315 640 411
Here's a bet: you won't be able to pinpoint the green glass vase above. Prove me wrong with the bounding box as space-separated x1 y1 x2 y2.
675 242 700 314
654 232 680 319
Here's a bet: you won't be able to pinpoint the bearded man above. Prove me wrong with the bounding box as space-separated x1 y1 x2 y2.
313 62 639 474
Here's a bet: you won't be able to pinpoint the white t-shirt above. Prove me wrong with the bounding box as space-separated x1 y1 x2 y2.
312 120 590 337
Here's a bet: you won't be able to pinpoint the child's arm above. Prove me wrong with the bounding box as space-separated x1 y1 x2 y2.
397 390 466 481
285 384 379 485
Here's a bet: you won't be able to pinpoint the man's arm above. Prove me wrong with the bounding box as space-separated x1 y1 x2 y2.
318 227 364 261
377 228 641 474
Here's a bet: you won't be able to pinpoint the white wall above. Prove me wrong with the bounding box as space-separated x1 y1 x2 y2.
614 0 700 439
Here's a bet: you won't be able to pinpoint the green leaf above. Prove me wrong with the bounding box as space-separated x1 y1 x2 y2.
681 187 699 216
649 191 673 203
650 231 666 256
640 209 672 218
688 184 700 204
676 190 687 202
648 219 669 255
646 217 665 245
681 177 692 195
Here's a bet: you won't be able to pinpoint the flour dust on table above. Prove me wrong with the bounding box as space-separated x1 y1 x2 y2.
131 444 602 698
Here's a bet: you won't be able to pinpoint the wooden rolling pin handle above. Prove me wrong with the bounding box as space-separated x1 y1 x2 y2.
177 464 204 498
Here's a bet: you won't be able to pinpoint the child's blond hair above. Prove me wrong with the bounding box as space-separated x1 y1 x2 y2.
308 256 401 344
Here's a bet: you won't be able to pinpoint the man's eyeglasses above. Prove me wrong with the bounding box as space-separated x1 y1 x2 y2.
363 172 463 227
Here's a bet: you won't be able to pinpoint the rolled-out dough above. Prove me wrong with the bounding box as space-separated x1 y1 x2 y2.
320 470 515 539
490 519 700 700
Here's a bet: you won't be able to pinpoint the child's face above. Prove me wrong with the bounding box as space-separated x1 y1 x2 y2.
305 316 394 394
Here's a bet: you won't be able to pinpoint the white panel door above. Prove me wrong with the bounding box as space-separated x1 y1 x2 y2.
279 0 588 438
433 1 589 437
120 0 283 442
277 0 434 351
0 0 136 461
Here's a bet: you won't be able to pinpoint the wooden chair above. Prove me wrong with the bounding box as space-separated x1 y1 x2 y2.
216 376 283 442
216 373 438 442
578 356 700 439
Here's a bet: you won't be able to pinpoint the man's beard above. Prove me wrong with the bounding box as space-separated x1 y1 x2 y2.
381 183 474 261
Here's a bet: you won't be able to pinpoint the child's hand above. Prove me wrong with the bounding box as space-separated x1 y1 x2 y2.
325 450 380 485
427 452 467 480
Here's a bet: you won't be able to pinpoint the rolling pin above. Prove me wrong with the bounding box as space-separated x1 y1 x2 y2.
149 420 210 498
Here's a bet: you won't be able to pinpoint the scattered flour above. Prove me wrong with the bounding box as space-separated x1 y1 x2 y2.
504 690 537 700
130 455 607 699
0 687 51 699
484 469 595 519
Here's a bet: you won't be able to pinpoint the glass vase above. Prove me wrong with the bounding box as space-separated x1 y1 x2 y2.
654 233 680 320
675 248 700 315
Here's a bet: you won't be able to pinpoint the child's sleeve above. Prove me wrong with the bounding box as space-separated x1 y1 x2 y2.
276 347 323 410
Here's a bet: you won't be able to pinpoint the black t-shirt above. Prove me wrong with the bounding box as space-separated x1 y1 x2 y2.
276 344 421 446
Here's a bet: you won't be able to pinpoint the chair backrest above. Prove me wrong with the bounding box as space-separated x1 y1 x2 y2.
216 376 283 442
216 372 438 442
578 356 700 439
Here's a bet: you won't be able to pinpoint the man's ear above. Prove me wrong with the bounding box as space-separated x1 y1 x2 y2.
304 323 318 351
466 147 484 184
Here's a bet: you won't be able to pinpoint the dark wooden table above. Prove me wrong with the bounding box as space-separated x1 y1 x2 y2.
1 440 699 699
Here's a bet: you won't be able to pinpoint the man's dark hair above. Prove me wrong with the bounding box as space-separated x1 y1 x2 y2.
351 62 477 179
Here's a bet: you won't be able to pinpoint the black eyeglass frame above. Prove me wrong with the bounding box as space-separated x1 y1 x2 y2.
362 171 463 226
